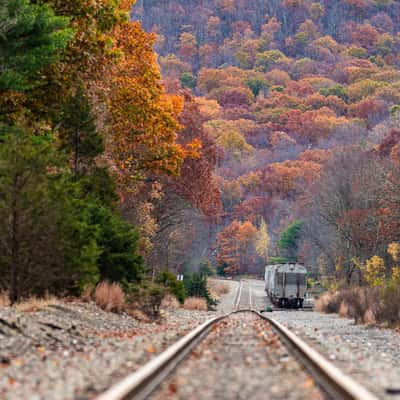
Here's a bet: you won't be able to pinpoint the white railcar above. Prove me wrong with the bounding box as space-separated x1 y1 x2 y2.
264 263 307 308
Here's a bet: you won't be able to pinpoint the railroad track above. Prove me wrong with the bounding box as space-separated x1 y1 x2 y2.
97 282 378 400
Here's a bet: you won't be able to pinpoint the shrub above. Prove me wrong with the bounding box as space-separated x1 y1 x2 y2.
268 257 290 264
184 274 217 310
379 284 400 325
315 291 342 313
95 281 125 313
317 286 400 326
183 297 208 311
208 279 230 298
216 263 227 276
161 294 181 310
127 283 167 319
339 288 370 323
157 271 186 303
199 260 214 277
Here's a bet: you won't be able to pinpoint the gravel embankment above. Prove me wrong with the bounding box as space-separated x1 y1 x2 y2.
150 311 324 400
272 311 400 400
0 302 215 400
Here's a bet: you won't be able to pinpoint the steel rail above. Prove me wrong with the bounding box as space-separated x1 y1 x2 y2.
96 307 378 400
257 312 378 400
233 279 243 310
96 314 227 400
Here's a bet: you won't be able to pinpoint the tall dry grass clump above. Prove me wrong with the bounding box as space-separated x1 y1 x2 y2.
316 286 400 326
183 297 208 311
161 294 180 310
315 291 341 313
95 281 125 313
0 292 10 308
15 295 59 312
81 284 95 302
208 279 230 298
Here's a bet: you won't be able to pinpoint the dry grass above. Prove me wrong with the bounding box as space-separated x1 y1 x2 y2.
127 308 151 322
81 284 95 303
183 297 208 311
316 286 400 326
95 281 125 313
315 291 341 313
208 279 230 299
0 292 10 308
161 294 180 310
338 301 349 318
15 295 59 312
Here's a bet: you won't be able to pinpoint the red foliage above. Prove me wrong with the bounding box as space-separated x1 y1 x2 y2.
216 220 258 274
351 23 379 49
348 98 387 127
170 91 223 219
377 129 400 157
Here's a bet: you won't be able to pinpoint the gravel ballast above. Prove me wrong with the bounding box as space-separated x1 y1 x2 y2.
0 303 215 400
1 279 399 400
149 311 324 400
271 311 400 400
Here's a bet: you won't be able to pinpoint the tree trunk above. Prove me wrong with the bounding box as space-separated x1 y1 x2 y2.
74 129 79 177
10 182 19 305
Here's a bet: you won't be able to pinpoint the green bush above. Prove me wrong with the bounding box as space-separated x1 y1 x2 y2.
157 271 186 304
127 282 167 318
268 257 290 264
184 273 217 310
199 260 214 277
216 263 227 276
180 72 196 89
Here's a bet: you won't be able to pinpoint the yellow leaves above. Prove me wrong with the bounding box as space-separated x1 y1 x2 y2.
255 219 270 260
160 94 184 118
185 139 202 159
204 119 254 158
392 267 400 286
364 256 386 287
347 79 387 102
195 97 222 119
388 242 400 262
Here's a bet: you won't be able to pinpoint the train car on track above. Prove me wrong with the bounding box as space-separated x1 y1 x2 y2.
265 263 307 308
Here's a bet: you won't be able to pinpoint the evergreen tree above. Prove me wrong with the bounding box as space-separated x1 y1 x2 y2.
0 0 72 91
184 273 217 309
60 86 104 176
278 220 303 262
88 204 145 284
0 130 100 303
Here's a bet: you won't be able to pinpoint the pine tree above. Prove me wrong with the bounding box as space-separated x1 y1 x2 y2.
0 130 100 303
0 0 72 91
88 204 145 284
60 86 104 177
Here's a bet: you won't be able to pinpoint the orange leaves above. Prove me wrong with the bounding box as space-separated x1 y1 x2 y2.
107 21 195 180
260 160 322 198
217 220 258 274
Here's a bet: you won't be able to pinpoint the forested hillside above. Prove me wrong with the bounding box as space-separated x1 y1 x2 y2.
135 0 400 286
2 0 400 312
